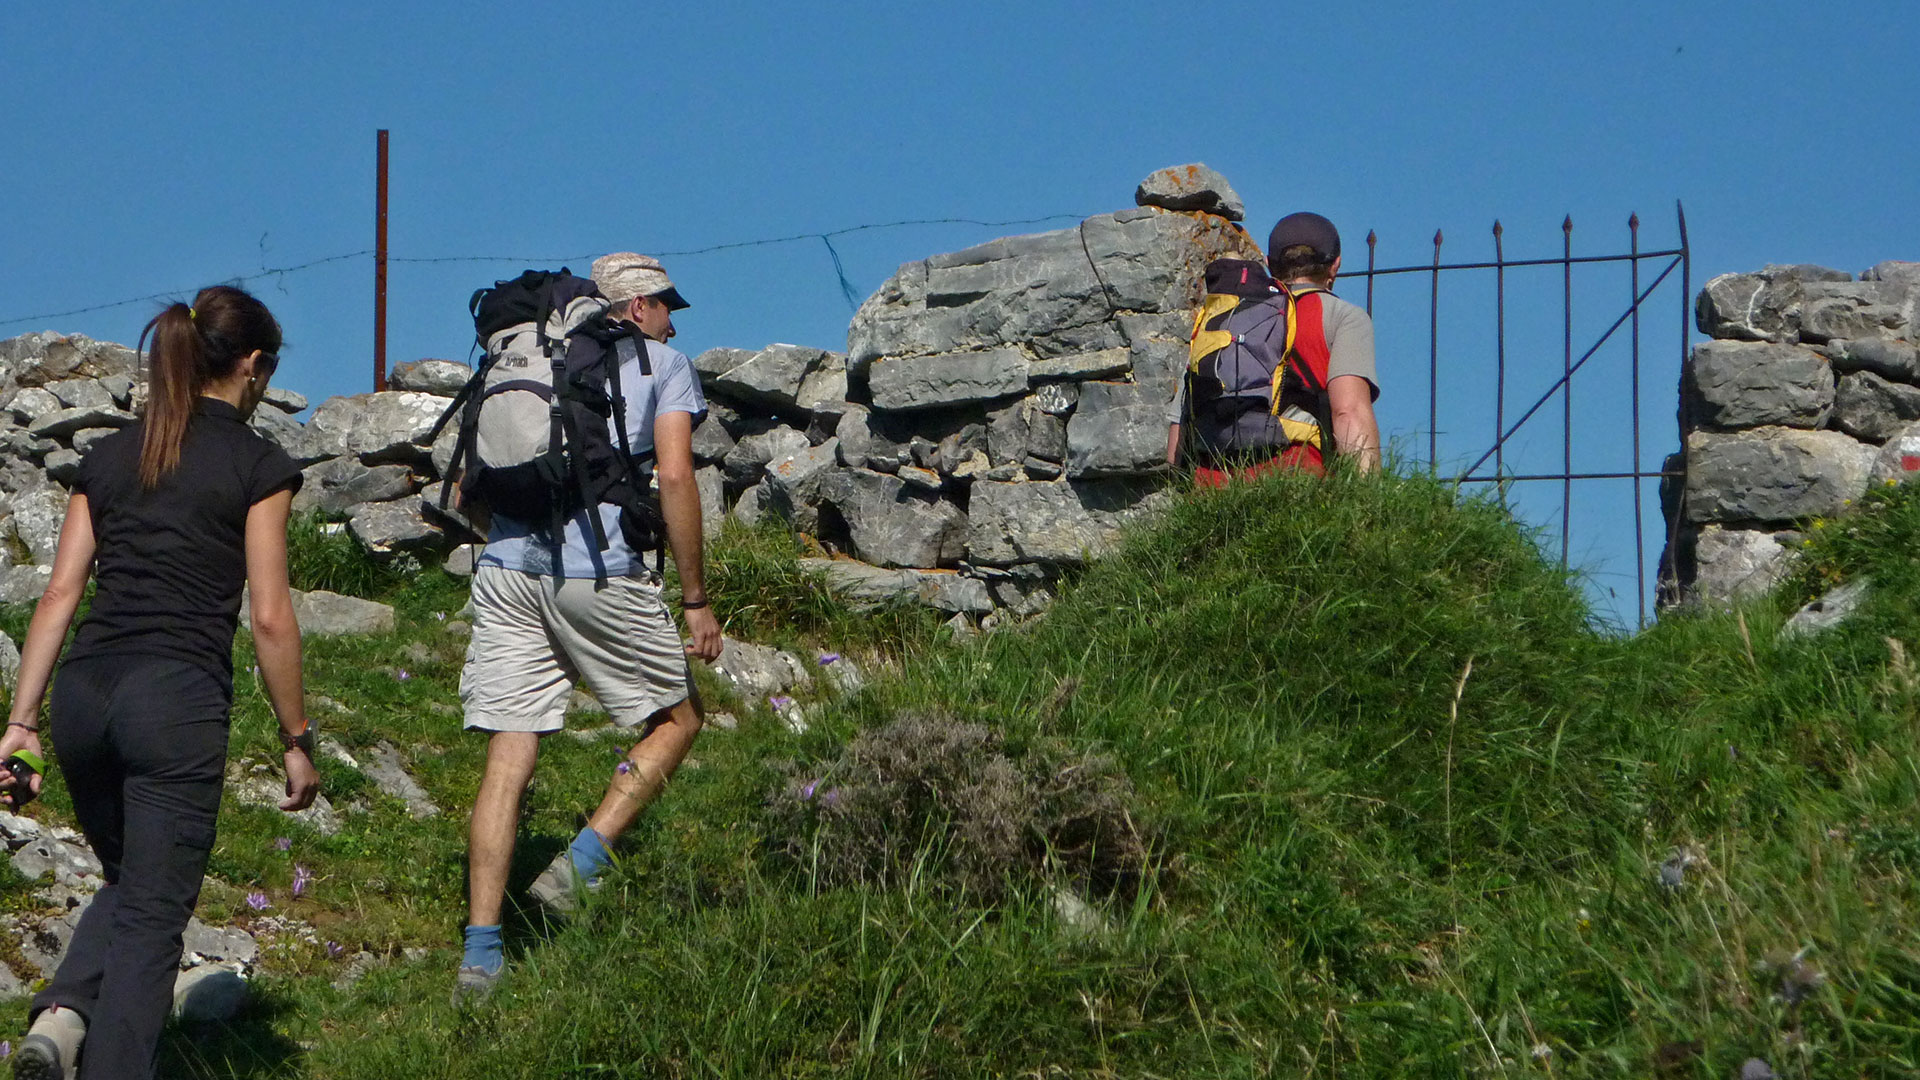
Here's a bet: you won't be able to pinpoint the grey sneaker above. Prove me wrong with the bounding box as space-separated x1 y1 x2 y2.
14 1006 85 1080
527 850 601 918
450 964 501 1007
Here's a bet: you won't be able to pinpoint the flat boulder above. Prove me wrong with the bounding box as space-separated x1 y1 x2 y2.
241 587 396 637
1134 162 1245 221
820 468 966 568
1683 341 1832 430
293 458 415 516
388 359 472 395
1684 427 1875 524
966 478 1166 566
305 391 449 466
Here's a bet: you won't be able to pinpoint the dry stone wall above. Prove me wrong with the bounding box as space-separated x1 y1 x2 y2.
0 165 1255 623
1663 260 1920 606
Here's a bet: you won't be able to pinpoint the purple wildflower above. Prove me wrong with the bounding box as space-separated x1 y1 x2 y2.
395 669 411 682
325 941 344 958
434 612 446 622
274 837 291 852
615 762 632 775
818 653 841 666
292 864 313 898
799 779 819 800
770 695 795 711
0 1041 10 1059
246 891 269 911
819 788 843 807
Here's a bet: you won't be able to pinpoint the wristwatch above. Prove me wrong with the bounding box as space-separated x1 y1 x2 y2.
278 721 316 755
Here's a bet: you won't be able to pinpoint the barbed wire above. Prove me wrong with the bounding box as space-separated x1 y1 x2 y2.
0 213 1096 330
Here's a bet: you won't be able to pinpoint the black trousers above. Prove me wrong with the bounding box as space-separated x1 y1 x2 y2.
31 655 230 1080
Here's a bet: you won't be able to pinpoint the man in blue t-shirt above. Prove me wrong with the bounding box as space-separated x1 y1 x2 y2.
455 253 723 1000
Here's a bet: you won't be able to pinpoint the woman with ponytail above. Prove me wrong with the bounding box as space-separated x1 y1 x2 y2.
0 285 319 1080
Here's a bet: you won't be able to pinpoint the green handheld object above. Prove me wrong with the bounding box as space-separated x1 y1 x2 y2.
4 750 44 808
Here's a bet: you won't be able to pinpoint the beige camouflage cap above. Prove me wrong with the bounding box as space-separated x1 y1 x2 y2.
590 252 689 310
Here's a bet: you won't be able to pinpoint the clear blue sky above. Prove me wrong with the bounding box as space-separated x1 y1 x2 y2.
3 1 1915 624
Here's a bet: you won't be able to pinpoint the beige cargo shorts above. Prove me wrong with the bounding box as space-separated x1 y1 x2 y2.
459 563 690 734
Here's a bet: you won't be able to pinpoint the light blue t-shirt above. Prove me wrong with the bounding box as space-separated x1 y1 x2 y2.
480 337 707 579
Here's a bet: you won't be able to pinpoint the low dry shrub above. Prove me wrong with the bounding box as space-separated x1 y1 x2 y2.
767 714 1149 900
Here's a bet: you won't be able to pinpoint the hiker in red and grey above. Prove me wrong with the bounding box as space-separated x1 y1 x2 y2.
1166 212 1382 483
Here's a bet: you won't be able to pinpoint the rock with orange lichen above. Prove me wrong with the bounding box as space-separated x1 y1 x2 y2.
1135 162 1244 222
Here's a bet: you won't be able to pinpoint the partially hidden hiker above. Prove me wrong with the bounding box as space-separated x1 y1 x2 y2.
447 253 722 1002
1167 211 1382 482
0 286 319 1080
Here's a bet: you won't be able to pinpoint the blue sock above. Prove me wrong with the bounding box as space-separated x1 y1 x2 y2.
569 827 612 883
462 924 503 975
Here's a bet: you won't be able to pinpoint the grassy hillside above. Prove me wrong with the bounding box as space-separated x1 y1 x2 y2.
5 471 1920 1077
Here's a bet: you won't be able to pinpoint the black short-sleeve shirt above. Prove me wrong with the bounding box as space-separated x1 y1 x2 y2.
63 397 303 683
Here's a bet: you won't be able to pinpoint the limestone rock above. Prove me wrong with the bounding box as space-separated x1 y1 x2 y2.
692 347 756 383
709 344 847 418
763 438 841 536
43 448 81 484
0 629 18 688
695 465 726 540
1832 338 1920 383
1797 281 1908 344
1684 427 1875 524
0 564 51 604
7 387 61 425
723 425 809 488
388 359 472 395
1683 341 1833 430
241 588 396 637
364 742 439 819
834 405 913 472
819 468 966 568
174 965 249 1023
712 637 811 699
293 459 415 515
798 557 994 614
1066 382 1170 477
181 917 260 966
0 333 138 387
1782 578 1871 640
1691 526 1796 605
1134 163 1245 221
305 391 449 466
1027 347 1131 381
868 347 1028 411
29 405 136 439
68 427 114 456
261 386 308 413
848 209 1259 373
1833 370 1920 443
1867 420 1920 485
11 481 68 564
46 379 112 410
348 500 443 558
690 413 737 463
966 479 1166 566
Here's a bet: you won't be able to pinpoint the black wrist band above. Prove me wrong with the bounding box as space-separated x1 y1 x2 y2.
680 599 708 610
6 722 39 734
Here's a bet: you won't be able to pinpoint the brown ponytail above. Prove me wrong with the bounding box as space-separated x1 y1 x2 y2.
135 285 282 488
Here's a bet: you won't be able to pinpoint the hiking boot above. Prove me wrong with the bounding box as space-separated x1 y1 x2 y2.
14 1006 85 1080
527 850 601 918
450 965 501 1008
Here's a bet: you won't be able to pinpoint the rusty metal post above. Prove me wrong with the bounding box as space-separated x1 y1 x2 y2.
1629 212 1645 627
375 129 389 392
1561 215 1573 568
1429 229 1443 472
1493 220 1506 489
1364 230 1377 315
1663 200 1692 604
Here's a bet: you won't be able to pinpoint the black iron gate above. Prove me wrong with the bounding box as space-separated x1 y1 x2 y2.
1340 205 1691 628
